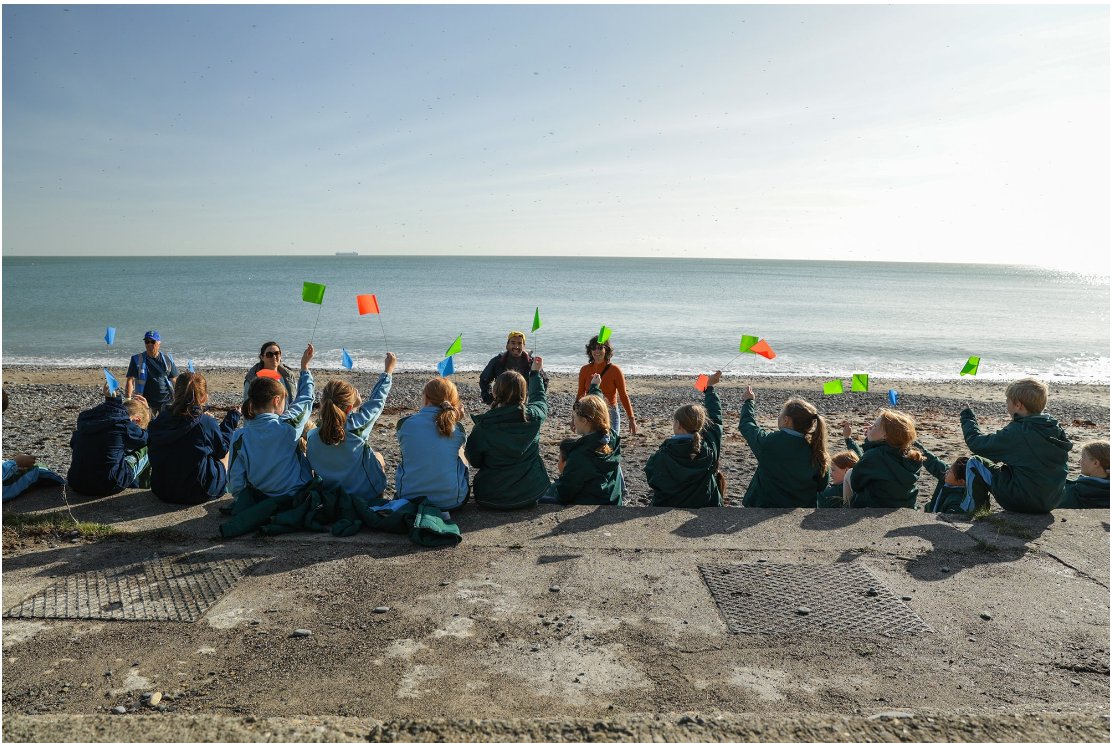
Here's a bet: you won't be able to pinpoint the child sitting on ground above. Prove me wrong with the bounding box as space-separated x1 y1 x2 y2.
395 377 469 512
2 390 65 501
228 344 315 498
542 373 622 506
914 442 971 514
465 356 551 510
843 410 924 509
644 370 725 508
1057 441 1109 509
67 387 152 497
148 372 242 505
817 421 863 508
306 352 396 503
961 378 1072 514
739 387 830 507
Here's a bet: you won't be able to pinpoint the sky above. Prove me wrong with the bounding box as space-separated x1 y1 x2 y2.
2 4 1108 271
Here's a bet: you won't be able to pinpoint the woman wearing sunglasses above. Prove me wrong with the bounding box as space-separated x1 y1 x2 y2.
242 341 297 403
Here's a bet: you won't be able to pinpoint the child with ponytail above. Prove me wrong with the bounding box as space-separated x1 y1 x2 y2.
227 344 316 498
645 370 725 508
306 352 396 502
395 376 469 511
465 356 551 510
148 372 241 505
543 373 623 506
842 409 925 509
739 387 830 507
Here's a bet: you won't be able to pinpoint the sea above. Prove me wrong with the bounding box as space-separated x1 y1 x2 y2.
2 256 1108 384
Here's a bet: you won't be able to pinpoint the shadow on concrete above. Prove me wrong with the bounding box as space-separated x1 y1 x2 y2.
798 507 889 531
668 506 793 539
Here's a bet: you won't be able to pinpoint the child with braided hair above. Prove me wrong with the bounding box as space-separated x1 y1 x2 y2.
739 388 831 507
306 353 396 502
148 371 241 505
644 370 725 508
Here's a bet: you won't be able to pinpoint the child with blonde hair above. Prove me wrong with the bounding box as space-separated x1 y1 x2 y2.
148 372 241 505
543 373 622 506
739 387 830 507
843 409 924 508
306 353 396 502
395 376 469 511
1058 441 1109 509
67 387 152 497
645 370 725 508
961 378 1072 513
227 344 315 498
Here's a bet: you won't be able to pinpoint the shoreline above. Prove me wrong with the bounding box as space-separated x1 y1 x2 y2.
3 365 1108 510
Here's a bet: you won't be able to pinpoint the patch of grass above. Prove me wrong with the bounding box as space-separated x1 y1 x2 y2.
2 511 115 550
975 513 1036 539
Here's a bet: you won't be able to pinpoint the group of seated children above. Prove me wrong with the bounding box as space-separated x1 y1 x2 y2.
65 354 1108 514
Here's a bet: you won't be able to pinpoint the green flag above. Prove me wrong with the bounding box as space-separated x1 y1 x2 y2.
823 379 844 395
532 307 542 332
960 356 980 376
739 335 760 353
445 334 463 357
302 281 326 304
597 325 611 344
851 373 869 392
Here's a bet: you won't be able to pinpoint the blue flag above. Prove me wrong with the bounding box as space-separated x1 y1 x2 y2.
104 327 116 345
437 355 454 377
341 348 354 370
103 368 120 394
888 389 899 406
187 359 196 373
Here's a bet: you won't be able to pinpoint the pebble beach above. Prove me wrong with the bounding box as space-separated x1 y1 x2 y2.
3 365 1107 510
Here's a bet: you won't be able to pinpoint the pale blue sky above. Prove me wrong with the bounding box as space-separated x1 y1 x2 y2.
3 4 1108 270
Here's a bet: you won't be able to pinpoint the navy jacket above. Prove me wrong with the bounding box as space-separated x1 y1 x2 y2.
67 397 148 497
148 409 241 505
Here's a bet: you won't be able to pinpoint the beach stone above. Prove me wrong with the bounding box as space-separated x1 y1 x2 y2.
901 595 913 601
796 606 811 616
290 629 313 638
112 706 127 715
143 691 162 707
866 587 879 597
373 606 390 614
549 585 561 593
980 612 993 621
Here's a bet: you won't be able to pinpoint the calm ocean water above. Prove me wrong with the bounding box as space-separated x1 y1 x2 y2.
2 256 1108 383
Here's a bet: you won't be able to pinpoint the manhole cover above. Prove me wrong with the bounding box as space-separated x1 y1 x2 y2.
4 552 262 623
699 562 932 636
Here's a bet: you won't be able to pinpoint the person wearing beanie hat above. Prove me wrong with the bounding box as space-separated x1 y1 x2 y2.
479 331 549 406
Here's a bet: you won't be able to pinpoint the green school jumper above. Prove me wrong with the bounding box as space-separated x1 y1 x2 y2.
817 438 862 508
644 387 724 508
739 399 830 508
465 373 551 510
915 442 971 514
1057 477 1109 509
551 385 622 506
848 440 922 509
960 409 1072 514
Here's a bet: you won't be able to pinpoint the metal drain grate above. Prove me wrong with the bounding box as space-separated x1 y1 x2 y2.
4 552 262 623
699 562 933 637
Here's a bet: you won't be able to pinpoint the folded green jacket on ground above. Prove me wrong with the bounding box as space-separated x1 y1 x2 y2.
219 477 461 547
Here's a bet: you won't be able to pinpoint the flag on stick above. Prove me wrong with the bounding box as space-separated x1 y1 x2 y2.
445 334 463 357
749 339 776 360
437 355 455 377
302 282 326 304
823 379 844 395
888 389 899 406
597 325 611 344
694 374 709 392
532 307 542 332
739 335 759 353
356 294 380 315
960 356 980 376
256 369 282 380
187 359 196 373
104 327 116 345
103 368 120 394
341 348 354 370
851 373 869 392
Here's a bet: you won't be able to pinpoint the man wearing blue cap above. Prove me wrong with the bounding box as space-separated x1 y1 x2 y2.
125 330 179 415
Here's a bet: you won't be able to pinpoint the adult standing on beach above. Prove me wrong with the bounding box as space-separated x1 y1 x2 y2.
479 331 549 406
243 341 298 403
576 335 638 436
125 330 178 416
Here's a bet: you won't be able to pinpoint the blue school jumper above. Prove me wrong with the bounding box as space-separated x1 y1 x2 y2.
395 407 469 510
306 373 393 501
228 370 315 498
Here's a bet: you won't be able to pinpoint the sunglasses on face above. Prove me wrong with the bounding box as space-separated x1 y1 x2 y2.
144 340 157 345
264 351 281 358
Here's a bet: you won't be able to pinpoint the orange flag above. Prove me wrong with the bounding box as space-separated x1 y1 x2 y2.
256 369 282 380
357 294 380 315
694 374 709 392
749 339 776 359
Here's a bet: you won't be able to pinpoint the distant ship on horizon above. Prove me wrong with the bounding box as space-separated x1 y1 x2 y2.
335 251 358 256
